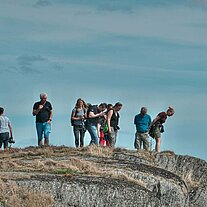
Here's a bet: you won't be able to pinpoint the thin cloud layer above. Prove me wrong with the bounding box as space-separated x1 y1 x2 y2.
17 55 47 65
34 0 52 8
17 55 47 73
10 55 64 74
1 1 207 46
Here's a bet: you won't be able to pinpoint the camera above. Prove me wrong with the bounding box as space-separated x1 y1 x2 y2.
160 125 164 133
114 126 120 130
9 137 15 144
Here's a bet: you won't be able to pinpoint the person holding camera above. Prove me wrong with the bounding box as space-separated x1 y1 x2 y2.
0 107 14 152
149 106 175 152
86 103 107 146
32 93 52 147
107 102 123 147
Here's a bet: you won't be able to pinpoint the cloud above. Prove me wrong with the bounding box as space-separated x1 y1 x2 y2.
16 55 48 73
97 3 133 13
17 55 46 69
1 1 207 46
192 0 207 6
52 63 64 71
34 0 52 8
1 66 19 74
17 55 46 64
14 55 65 74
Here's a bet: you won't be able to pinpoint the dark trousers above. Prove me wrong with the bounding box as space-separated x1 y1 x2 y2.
0 132 9 149
73 125 86 148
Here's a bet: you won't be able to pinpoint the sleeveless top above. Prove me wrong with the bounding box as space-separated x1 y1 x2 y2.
109 109 120 128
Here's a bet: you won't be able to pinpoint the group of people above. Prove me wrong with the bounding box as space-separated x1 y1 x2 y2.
0 92 175 153
134 106 174 152
71 98 123 148
32 93 123 149
70 97 175 153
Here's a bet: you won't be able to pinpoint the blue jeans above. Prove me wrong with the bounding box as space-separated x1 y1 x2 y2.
87 123 99 145
36 122 51 141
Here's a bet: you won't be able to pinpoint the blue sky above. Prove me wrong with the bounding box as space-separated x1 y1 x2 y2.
1 0 207 160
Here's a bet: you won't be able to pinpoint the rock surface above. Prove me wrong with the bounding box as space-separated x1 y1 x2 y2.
0 146 206 207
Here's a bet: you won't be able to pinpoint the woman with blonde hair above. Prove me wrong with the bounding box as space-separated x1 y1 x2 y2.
149 106 175 152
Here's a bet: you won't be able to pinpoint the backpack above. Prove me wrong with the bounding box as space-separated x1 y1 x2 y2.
71 108 86 126
103 123 108 133
102 108 113 133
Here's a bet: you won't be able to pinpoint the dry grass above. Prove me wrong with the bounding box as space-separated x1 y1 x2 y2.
159 150 176 156
2 145 113 159
1 145 154 161
0 172 31 180
0 146 157 190
24 146 71 158
0 146 77 160
0 146 154 179
0 179 54 207
42 158 101 175
83 145 114 158
0 156 101 176
109 173 146 188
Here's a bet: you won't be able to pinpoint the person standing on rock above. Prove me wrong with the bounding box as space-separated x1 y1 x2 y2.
32 93 53 147
71 98 87 148
86 103 107 146
134 107 151 151
107 102 123 147
98 104 113 147
149 106 175 152
0 107 14 152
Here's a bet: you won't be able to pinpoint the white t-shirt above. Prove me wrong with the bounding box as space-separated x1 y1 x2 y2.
0 115 10 133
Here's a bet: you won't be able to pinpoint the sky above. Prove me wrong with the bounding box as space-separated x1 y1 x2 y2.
0 0 207 160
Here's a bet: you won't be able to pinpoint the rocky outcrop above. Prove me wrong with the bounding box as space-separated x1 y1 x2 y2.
0 146 206 207
16 175 160 207
155 153 207 207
